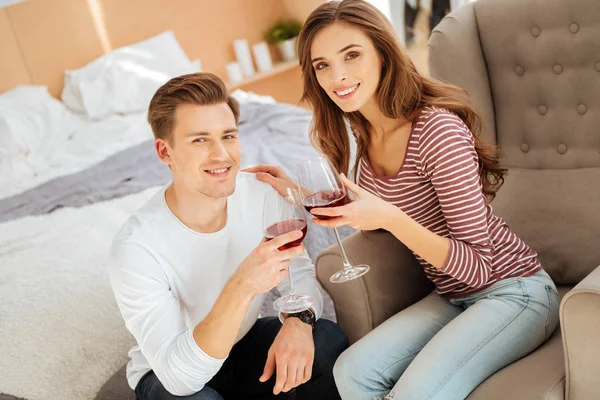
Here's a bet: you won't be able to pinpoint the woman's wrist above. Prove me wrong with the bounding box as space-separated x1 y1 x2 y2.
381 202 406 232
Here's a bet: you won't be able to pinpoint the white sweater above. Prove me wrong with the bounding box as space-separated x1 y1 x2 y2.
108 173 324 395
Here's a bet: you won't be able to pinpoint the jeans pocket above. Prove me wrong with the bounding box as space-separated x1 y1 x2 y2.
544 285 560 341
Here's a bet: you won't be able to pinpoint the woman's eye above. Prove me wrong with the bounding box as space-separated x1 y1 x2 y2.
346 52 359 60
315 62 328 70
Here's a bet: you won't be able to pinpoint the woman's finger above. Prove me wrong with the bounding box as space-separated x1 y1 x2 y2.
340 174 365 196
312 217 349 229
310 205 349 217
243 164 282 177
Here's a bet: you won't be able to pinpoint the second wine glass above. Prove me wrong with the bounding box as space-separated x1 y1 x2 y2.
263 188 314 313
297 157 370 283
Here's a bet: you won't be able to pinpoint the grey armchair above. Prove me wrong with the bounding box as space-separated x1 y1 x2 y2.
316 0 600 398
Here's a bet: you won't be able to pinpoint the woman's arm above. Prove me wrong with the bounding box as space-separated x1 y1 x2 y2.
312 112 493 289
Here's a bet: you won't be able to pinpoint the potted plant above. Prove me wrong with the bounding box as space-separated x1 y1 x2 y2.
265 19 303 62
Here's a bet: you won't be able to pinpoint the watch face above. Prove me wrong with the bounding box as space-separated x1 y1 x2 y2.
287 309 315 329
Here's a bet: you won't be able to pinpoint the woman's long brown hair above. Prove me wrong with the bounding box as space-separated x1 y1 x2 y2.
297 0 506 200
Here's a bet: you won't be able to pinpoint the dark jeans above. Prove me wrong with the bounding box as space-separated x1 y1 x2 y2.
135 317 348 399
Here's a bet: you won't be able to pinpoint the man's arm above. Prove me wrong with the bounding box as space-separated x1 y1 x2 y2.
258 248 324 395
193 231 305 358
109 230 305 396
109 242 221 396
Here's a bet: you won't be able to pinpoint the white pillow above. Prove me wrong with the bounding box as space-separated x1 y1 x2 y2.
0 85 85 157
61 31 199 120
0 85 86 186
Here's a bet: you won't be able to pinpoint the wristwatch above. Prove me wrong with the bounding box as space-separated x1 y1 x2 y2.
281 308 316 332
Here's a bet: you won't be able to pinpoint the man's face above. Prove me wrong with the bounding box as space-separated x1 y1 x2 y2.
156 102 241 199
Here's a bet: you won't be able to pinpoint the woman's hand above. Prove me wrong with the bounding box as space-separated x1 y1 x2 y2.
243 165 297 197
310 174 398 231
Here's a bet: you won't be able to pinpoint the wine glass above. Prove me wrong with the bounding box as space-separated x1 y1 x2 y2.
263 188 314 313
297 157 370 283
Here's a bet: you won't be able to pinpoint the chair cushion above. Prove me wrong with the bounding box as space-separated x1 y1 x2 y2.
473 0 600 171
492 168 600 285
467 286 571 400
94 364 135 400
430 0 600 286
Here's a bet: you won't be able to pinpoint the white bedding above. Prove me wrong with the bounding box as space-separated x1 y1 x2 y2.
0 187 159 400
0 90 275 201
0 113 152 200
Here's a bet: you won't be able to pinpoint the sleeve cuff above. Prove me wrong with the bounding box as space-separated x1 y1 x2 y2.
441 239 458 275
183 328 227 370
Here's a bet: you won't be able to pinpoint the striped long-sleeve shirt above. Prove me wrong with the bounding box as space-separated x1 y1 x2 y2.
358 107 541 298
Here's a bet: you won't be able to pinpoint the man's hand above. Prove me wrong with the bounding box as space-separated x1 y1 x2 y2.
231 231 306 297
259 317 315 394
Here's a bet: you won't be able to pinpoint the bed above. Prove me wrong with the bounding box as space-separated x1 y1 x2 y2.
0 30 355 400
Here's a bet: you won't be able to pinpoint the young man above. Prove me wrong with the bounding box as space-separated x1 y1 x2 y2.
108 73 348 400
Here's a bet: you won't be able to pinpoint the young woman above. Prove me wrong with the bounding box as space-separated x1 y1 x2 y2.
246 1 560 399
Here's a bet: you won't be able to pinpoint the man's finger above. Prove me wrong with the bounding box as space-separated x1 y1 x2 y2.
293 365 305 389
269 230 304 251
275 244 305 263
303 363 312 383
282 363 298 392
259 351 276 383
273 357 288 395
277 265 290 280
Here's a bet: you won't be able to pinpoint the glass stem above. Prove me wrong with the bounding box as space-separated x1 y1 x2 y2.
288 261 296 297
333 227 353 270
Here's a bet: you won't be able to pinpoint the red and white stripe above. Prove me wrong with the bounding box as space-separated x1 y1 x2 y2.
358 107 541 298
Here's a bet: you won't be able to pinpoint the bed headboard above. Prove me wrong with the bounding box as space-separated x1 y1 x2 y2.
0 0 322 98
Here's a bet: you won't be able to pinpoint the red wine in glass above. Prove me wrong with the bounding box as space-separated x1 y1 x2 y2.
265 219 308 250
262 189 313 313
297 157 370 283
302 189 349 220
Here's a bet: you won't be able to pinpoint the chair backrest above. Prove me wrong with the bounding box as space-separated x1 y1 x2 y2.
428 0 600 285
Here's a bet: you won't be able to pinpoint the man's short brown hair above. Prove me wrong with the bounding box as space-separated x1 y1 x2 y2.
147 72 240 143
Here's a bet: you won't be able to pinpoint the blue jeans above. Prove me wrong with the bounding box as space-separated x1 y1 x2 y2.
135 317 348 400
333 269 560 400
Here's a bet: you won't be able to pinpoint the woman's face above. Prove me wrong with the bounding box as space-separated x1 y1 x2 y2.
310 22 382 113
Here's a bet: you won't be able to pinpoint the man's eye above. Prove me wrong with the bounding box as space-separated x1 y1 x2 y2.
192 138 206 143
223 135 236 140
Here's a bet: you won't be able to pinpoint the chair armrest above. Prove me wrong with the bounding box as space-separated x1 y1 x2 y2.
428 2 496 145
316 229 433 344
560 264 600 400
